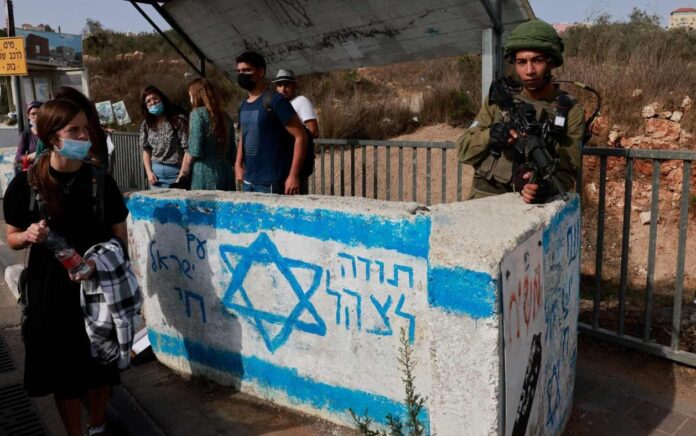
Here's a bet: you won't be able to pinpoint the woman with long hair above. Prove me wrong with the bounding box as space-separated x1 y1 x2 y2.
3 99 129 436
139 85 189 188
183 78 235 190
54 86 110 167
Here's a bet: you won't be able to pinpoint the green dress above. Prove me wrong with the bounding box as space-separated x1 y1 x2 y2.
188 107 235 191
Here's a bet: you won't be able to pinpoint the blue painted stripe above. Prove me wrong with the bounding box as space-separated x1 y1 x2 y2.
543 195 579 250
148 329 430 431
127 195 431 258
428 267 497 318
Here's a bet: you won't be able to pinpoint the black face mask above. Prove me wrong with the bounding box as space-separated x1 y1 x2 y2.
237 73 256 91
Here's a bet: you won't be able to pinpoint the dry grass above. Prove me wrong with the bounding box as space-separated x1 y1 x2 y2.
560 23 696 139
84 18 696 143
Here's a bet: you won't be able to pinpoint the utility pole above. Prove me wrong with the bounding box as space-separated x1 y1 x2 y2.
6 0 24 133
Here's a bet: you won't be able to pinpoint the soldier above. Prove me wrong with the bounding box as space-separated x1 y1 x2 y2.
457 19 585 203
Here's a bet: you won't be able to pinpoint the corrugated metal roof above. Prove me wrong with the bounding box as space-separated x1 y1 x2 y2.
160 0 534 77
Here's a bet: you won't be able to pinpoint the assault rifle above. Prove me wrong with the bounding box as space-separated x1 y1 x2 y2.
488 77 570 202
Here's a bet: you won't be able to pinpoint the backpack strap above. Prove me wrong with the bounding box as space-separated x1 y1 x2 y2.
27 164 36 214
90 164 105 226
27 155 47 219
262 90 274 116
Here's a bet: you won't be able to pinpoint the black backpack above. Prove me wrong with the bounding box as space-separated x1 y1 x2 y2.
238 90 314 178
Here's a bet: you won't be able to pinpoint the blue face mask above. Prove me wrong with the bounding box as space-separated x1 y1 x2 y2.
148 102 164 116
58 138 91 160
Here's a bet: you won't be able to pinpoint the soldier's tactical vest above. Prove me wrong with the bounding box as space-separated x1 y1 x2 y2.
474 92 576 194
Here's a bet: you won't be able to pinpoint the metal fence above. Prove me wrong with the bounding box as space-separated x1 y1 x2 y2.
580 147 695 366
310 139 470 204
109 134 471 203
110 132 696 365
110 132 147 191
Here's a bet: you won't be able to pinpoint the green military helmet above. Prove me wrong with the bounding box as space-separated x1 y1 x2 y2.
504 19 564 67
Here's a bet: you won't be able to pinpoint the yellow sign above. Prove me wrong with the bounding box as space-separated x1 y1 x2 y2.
0 37 28 76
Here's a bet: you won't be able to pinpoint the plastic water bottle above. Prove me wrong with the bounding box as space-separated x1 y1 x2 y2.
43 225 93 279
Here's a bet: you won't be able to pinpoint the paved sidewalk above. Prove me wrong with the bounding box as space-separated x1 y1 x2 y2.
565 338 696 436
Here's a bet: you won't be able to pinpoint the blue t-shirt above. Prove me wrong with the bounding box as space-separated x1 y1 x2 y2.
240 91 296 185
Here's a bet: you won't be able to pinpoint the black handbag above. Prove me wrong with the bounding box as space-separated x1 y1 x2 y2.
170 174 191 190
17 266 28 306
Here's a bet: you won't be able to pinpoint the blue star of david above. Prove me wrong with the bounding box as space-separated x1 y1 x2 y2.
219 232 325 352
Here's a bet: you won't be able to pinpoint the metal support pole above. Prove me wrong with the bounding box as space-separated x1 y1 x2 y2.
481 28 501 104
129 1 204 76
6 0 24 133
480 0 503 104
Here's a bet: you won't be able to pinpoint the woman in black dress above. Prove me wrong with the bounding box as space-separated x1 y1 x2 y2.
3 99 129 436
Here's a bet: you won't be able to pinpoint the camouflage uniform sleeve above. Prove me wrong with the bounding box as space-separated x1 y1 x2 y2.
554 103 585 191
456 101 499 165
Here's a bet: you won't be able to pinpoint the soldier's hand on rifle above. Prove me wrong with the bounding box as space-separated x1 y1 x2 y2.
520 171 540 204
489 122 519 148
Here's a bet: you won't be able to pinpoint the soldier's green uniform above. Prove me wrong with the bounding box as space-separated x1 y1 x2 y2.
456 89 584 199
457 19 585 200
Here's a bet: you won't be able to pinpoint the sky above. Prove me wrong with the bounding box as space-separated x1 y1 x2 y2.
1 0 694 35
6 0 169 35
528 0 692 25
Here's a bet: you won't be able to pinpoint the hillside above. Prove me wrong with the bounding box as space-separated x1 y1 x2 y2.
83 14 696 143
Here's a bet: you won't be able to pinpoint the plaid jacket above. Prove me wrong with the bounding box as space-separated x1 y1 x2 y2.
81 238 142 369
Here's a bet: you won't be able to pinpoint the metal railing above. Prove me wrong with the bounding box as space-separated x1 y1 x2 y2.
110 132 147 191
110 132 696 365
311 140 468 204
109 134 470 203
581 147 695 366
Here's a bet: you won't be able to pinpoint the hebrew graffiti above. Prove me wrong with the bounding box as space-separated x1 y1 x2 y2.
543 208 580 434
387 265 414 288
367 295 393 336
325 252 418 343
338 252 357 278
503 230 545 436
175 286 207 323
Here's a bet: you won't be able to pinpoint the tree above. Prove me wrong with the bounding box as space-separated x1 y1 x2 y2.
594 13 612 26
38 23 54 32
628 7 661 28
83 18 104 37
83 19 109 54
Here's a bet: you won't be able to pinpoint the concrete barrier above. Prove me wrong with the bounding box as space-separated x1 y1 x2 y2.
127 191 579 435
0 147 16 197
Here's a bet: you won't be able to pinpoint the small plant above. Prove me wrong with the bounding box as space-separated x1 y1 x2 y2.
350 327 427 436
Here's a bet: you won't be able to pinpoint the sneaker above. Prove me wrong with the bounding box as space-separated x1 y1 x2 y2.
85 423 107 436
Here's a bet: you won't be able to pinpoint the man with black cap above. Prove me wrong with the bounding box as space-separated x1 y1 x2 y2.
457 19 584 203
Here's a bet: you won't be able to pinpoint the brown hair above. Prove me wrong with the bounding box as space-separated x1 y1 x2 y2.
188 78 228 156
31 99 90 217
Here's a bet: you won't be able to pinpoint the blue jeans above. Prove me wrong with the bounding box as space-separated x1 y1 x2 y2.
242 180 284 194
150 162 180 189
